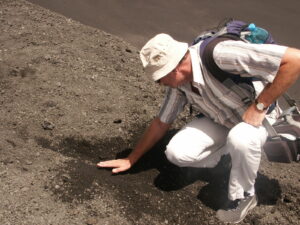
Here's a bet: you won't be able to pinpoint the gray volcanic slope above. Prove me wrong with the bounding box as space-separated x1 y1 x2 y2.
1 1 299 225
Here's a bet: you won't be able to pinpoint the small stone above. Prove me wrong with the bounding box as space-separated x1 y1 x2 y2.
25 160 33 165
4 159 14 164
21 187 29 192
42 119 55 130
43 100 57 108
283 195 292 203
62 174 71 182
10 68 19 76
114 65 122 71
113 119 122 124
0 171 7 177
44 54 51 60
55 185 60 189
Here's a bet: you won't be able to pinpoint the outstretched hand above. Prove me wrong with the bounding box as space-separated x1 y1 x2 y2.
242 103 267 127
97 158 132 174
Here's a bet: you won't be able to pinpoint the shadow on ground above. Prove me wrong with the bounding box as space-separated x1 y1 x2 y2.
34 127 282 223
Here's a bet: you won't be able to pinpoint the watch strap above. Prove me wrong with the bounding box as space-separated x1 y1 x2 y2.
255 99 269 110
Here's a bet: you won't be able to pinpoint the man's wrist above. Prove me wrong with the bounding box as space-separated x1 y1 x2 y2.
128 152 140 165
254 99 269 112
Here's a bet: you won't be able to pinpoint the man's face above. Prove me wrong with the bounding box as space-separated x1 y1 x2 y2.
157 52 192 88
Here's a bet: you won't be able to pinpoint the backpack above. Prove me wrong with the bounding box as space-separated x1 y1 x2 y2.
193 19 277 111
192 19 300 163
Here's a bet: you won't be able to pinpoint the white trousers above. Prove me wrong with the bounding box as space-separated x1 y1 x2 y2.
165 117 268 200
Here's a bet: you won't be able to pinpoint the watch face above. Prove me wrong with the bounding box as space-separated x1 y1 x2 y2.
257 102 264 111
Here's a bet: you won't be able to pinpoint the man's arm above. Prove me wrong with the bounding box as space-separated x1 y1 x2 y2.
243 47 300 126
97 117 171 173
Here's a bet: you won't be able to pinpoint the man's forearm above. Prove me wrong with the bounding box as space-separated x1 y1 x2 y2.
257 47 300 106
128 117 171 164
243 47 300 126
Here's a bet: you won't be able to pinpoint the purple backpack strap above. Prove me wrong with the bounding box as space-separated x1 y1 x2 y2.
226 20 248 35
265 33 276 44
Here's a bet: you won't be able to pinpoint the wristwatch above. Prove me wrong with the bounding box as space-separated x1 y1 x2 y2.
255 99 268 111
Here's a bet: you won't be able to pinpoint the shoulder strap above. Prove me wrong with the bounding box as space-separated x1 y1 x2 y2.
201 34 255 105
201 34 241 82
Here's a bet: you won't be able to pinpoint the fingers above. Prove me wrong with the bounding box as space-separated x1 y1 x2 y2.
97 160 117 168
96 159 131 174
112 167 123 174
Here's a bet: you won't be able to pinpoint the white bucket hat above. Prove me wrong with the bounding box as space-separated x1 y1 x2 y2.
140 33 188 81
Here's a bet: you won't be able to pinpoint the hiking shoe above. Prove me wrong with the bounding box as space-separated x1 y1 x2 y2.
216 194 257 223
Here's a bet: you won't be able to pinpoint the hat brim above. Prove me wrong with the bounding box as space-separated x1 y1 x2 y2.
146 42 188 81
